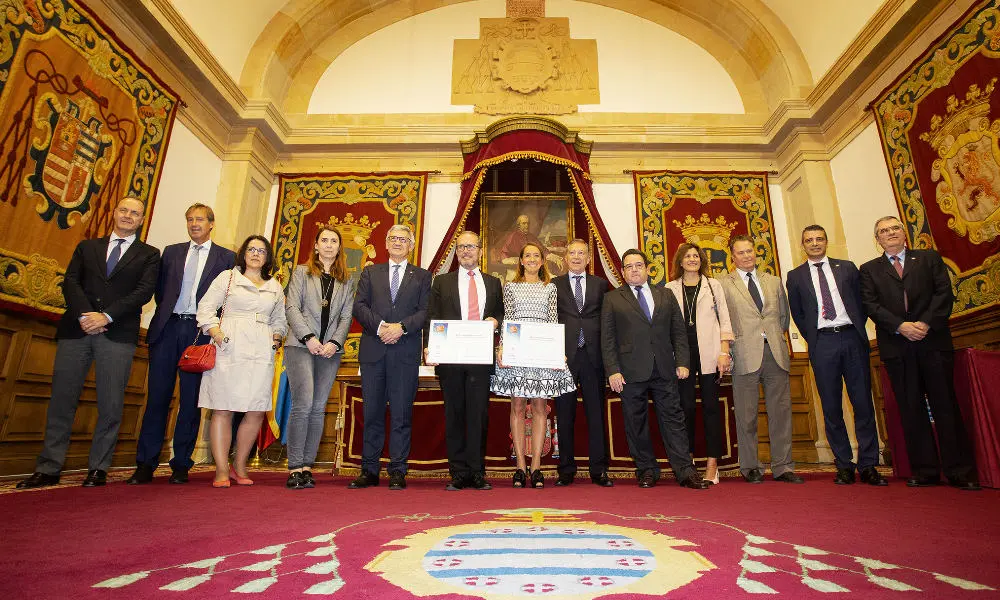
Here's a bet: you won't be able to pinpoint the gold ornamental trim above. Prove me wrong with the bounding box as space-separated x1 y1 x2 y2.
460 116 593 154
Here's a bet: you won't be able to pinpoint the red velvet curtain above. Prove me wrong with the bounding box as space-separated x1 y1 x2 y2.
428 130 622 284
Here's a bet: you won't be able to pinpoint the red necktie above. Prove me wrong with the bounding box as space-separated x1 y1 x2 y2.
891 255 907 311
467 271 480 320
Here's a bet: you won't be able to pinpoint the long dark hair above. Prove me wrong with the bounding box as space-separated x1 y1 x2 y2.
671 243 712 280
307 226 348 282
234 234 275 280
513 243 550 284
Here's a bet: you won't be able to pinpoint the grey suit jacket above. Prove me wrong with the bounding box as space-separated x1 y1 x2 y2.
719 269 790 374
284 264 357 350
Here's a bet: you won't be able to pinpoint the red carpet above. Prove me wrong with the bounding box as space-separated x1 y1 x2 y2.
1 471 997 599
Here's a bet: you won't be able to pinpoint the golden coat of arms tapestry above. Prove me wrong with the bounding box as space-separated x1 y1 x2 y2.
0 0 179 319
872 0 1000 316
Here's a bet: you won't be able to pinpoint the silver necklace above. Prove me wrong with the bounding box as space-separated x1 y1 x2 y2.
683 278 701 326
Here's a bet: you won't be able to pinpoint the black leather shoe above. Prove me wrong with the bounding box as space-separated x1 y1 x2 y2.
388 472 406 490
947 476 982 491
834 468 856 485
126 465 154 485
446 475 466 491
906 476 941 488
743 468 764 484
859 467 888 487
591 472 614 487
775 472 805 484
471 473 492 490
679 473 711 489
348 471 378 489
554 473 574 487
301 470 315 488
286 471 305 489
16 472 60 489
638 472 656 488
82 469 107 487
168 469 189 484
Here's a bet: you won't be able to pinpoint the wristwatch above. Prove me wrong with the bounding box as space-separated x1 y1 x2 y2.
300 333 316 344
399 323 408 335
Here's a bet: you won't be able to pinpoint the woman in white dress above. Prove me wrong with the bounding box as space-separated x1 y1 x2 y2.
197 235 287 487
491 243 575 489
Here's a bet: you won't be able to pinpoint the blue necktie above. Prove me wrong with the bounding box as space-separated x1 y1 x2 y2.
174 244 202 314
574 275 585 347
106 239 124 277
635 286 652 322
390 264 401 303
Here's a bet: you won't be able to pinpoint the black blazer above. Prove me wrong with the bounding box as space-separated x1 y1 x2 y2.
425 269 504 371
146 241 236 346
786 257 868 350
352 261 431 365
57 236 160 344
553 272 609 368
859 248 954 359
601 284 689 383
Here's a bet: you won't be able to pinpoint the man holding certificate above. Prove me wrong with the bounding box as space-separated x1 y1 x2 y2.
424 231 503 491
601 249 710 490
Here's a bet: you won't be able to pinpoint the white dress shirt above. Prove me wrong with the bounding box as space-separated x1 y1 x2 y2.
174 239 213 314
106 232 136 261
807 258 852 328
631 281 654 317
738 268 765 311
884 248 907 265
458 267 486 320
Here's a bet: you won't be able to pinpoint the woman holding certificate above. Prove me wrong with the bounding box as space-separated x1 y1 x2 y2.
491 243 575 489
665 243 733 485
283 226 356 490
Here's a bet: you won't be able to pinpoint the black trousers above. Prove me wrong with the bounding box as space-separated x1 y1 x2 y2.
676 372 724 458
135 315 206 471
555 347 609 477
809 329 879 470
619 364 694 480
883 343 975 480
438 364 492 477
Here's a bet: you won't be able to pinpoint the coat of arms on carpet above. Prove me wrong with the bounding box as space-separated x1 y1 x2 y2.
93 507 993 598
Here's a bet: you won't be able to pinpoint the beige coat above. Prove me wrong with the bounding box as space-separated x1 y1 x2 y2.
718 269 791 375
665 276 734 374
197 268 288 412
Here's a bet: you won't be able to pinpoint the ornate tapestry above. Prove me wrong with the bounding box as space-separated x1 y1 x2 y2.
272 173 428 362
633 171 778 286
0 0 179 318
872 0 1000 316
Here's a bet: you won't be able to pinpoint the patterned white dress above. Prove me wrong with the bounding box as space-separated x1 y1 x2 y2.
490 281 576 398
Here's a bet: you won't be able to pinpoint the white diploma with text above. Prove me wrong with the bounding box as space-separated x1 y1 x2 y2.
501 321 565 369
426 320 496 365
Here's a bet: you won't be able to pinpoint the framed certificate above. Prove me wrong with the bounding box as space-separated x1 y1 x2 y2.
501 320 565 369
427 320 495 365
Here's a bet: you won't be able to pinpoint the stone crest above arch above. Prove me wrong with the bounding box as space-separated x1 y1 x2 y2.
239 0 813 116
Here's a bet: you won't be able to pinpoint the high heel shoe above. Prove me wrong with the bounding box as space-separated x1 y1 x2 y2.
705 471 720 485
530 469 544 489
212 479 230 488
513 469 526 488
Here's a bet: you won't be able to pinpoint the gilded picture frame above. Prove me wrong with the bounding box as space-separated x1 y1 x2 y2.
481 192 574 283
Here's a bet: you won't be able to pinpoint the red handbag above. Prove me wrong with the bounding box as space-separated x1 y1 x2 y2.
178 271 234 373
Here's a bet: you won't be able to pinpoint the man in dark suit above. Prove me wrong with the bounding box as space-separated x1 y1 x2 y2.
601 249 709 489
350 224 431 490
859 216 979 490
424 231 502 491
126 203 235 485
553 239 612 487
787 225 886 486
17 197 160 489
